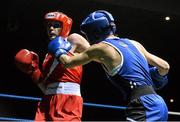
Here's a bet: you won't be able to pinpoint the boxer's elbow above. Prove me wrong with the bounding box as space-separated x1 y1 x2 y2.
164 62 170 74
159 62 170 75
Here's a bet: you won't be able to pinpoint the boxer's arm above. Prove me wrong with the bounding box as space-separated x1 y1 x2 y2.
48 35 94 67
59 44 101 68
131 40 170 76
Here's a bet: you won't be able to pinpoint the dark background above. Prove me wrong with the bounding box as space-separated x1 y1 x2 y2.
1 0 180 120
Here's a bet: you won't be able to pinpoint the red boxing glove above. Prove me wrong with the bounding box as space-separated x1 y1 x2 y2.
15 49 41 83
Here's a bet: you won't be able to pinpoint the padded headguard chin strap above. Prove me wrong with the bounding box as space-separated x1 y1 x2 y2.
80 10 116 44
44 11 73 37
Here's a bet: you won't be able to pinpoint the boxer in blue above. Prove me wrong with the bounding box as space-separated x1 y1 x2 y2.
48 10 170 121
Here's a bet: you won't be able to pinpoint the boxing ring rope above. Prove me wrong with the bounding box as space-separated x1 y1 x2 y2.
0 93 179 120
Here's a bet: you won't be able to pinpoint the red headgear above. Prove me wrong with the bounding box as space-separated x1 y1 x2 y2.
44 12 73 37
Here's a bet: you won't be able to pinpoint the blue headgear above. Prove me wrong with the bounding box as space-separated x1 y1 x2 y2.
80 10 116 44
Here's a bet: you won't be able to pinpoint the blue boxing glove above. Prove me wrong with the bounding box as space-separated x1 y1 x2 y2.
48 36 72 59
149 67 168 90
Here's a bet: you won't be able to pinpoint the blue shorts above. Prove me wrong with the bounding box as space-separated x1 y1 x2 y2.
126 94 168 121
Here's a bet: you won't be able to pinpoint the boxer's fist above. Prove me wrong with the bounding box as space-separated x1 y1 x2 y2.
48 36 72 59
15 49 39 75
149 67 168 90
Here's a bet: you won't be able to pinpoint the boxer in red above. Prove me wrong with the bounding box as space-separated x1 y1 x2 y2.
14 11 90 121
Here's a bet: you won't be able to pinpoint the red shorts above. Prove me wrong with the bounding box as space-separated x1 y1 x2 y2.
34 94 83 121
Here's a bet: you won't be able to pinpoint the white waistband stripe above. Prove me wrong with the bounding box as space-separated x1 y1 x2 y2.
45 82 81 96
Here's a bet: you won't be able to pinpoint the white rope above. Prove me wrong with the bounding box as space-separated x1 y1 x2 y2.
168 111 180 116
0 93 180 116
